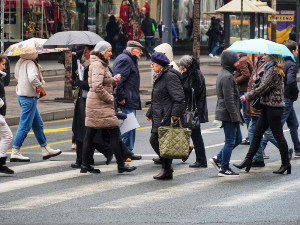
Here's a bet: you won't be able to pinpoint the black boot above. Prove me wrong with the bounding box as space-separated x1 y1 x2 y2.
0 157 14 174
273 164 291 174
233 158 252 172
120 139 134 162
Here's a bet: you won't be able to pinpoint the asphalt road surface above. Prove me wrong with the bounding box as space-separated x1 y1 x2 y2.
1 94 300 225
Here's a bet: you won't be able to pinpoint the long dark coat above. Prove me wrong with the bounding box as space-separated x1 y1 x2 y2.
146 65 185 133
181 58 208 124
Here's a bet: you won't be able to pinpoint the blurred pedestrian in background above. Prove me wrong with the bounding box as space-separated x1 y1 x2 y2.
116 18 128 58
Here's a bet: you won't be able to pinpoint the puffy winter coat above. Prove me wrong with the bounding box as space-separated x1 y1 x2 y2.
245 61 285 108
153 43 179 71
113 50 141 109
146 66 185 133
85 53 119 129
283 56 299 101
181 58 208 123
215 50 244 124
234 53 253 92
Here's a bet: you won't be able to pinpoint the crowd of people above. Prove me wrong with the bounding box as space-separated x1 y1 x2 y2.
0 34 299 179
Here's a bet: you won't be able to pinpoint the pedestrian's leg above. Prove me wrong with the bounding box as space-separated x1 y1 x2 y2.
266 107 289 165
286 106 300 152
150 37 156 55
115 44 119 57
13 97 36 149
239 92 251 128
0 115 13 157
120 106 136 150
191 128 207 164
75 140 83 165
82 127 97 167
107 127 124 167
145 38 150 57
211 41 219 56
31 108 47 147
220 121 237 169
245 109 269 159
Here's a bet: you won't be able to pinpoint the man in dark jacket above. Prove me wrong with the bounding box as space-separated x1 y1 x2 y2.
208 19 222 58
234 52 253 145
209 50 244 177
113 41 144 160
141 12 157 59
258 40 300 158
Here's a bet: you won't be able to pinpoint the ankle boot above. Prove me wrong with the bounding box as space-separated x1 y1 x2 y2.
153 167 174 180
0 157 14 174
10 148 30 162
41 145 62 160
233 158 252 172
273 164 291 174
118 163 137 173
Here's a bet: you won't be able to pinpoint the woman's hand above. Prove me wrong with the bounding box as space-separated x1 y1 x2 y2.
146 117 151 121
37 82 44 90
240 95 246 101
114 74 121 82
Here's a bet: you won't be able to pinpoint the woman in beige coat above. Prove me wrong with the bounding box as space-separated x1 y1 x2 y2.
81 41 136 174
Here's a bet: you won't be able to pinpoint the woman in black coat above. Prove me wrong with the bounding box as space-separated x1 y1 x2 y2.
146 52 185 180
179 55 208 168
116 18 127 57
106 15 118 58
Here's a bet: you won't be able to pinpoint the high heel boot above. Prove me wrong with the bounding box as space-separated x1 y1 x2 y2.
233 158 252 172
273 164 291 174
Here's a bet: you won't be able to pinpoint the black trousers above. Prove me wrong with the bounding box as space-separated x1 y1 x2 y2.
246 105 289 165
82 127 124 167
150 132 172 170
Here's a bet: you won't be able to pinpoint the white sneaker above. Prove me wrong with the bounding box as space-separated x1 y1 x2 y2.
209 53 214 58
10 148 30 162
214 55 219 58
71 143 77 150
41 145 62 160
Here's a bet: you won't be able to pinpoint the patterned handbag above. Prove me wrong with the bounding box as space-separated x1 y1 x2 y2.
158 118 192 159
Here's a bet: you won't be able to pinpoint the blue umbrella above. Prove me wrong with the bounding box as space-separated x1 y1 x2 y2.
228 39 296 62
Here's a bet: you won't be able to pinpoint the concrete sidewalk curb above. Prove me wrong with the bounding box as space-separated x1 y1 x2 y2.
6 108 75 126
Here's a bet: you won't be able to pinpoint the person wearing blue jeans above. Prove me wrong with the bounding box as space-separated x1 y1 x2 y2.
11 53 61 162
217 122 242 169
119 106 136 150
145 37 156 58
239 91 251 127
209 50 243 177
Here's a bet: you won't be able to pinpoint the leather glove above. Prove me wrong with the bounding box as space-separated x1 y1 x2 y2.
74 78 81 87
233 121 240 127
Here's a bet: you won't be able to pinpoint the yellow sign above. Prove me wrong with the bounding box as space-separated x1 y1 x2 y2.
276 49 285 53
268 15 294 22
230 20 250 24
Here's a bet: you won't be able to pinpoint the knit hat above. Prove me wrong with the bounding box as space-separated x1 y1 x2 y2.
151 52 170 67
93 41 111 54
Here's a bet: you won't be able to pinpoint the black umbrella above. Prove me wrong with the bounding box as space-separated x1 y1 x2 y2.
42 31 104 48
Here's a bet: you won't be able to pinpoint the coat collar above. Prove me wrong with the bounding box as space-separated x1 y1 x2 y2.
123 50 138 64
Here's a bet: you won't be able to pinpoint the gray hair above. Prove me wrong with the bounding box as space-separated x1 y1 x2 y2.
179 55 193 68
126 47 133 52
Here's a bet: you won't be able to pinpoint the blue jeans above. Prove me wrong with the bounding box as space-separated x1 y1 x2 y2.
259 98 299 154
115 45 126 57
119 106 136 151
248 117 278 161
217 121 242 169
13 96 47 148
239 91 251 128
191 127 207 164
211 41 219 56
208 38 213 54
145 37 156 56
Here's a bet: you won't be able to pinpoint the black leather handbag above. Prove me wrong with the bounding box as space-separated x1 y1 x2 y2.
182 88 200 129
251 97 262 110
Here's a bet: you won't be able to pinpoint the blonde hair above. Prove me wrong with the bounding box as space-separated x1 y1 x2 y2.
270 54 285 77
102 47 112 55
118 18 124 24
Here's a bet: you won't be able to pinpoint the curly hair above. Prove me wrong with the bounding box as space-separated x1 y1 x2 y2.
270 54 285 77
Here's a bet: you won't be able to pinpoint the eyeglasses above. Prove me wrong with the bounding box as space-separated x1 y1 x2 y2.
134 48 142 52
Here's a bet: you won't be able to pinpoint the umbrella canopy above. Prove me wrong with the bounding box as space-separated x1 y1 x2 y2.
42 31 104 49
227 39 296 62
4 38 68 56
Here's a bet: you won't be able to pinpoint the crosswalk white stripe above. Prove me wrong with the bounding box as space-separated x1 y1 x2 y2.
8 161 71 173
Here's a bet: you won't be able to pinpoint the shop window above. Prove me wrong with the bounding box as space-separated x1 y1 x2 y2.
229 14 251 45
3 0 22 41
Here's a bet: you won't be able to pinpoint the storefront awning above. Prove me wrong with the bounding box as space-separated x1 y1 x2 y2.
251 0 277 14
216 0 261 13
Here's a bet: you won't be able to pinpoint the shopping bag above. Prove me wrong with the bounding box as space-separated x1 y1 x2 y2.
158 118 192 159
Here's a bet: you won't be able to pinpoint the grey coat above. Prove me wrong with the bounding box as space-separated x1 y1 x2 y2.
215 50 244 124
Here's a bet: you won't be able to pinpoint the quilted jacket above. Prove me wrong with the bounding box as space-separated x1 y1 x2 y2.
85 53 119 128
234 53 253 92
